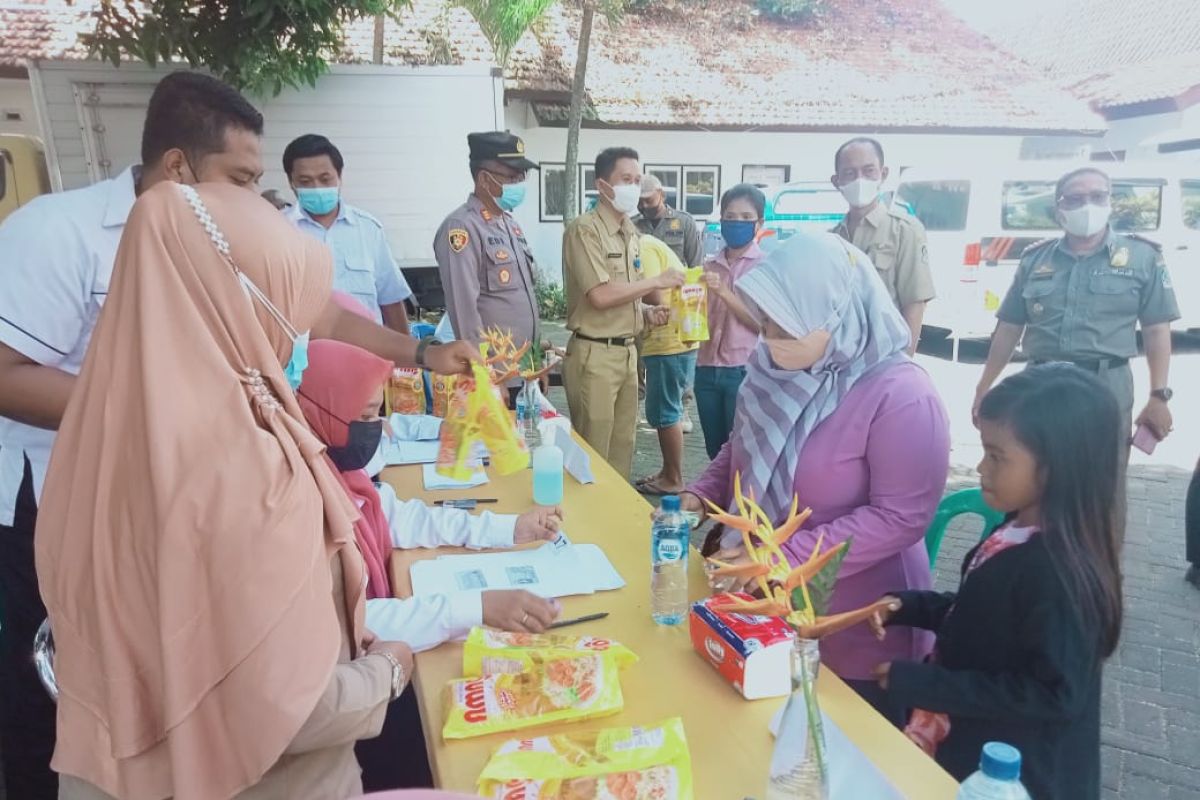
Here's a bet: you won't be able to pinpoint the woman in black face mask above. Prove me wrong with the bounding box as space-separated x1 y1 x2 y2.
298 338 566 790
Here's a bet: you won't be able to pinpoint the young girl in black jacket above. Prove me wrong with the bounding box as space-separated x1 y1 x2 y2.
872 364 1124 799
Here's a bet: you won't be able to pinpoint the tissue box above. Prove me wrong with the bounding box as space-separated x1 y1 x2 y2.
690 593 796 700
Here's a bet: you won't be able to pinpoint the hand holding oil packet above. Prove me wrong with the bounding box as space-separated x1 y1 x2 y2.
437 348 528 481
674 267 709 344
476 717 694 799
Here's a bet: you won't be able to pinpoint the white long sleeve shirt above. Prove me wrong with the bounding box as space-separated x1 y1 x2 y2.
364 482 516 651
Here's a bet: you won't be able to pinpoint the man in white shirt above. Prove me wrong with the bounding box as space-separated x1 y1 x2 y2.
284 134 413 332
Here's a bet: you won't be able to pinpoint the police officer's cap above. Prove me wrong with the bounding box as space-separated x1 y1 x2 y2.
468 131 539 172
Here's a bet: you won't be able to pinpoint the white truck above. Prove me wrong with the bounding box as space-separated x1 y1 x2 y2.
25 59 505 307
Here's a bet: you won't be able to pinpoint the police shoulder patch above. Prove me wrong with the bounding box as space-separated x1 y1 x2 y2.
448 228 469 253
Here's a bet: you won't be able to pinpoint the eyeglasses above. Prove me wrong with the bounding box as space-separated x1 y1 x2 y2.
1059 191 1111 209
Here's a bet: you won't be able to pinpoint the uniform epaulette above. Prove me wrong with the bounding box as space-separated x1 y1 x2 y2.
887 204 919 224
352 207 385 229
1121 232 1163 251
1022 237 1058 257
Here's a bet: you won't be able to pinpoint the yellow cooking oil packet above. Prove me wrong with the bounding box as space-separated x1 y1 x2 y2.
463 627 638 678
436 351 528 481
443 652 623 740
430 373 457 418
674 268 709 344
476 717 694 800
386 367 427 416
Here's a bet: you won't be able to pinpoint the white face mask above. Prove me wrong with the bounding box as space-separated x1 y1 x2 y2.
838 178 881 209
607 182 642 216
1059 203 1111 238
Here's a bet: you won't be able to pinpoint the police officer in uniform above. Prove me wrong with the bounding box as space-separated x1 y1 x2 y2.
635 174 704 266
831 137 934 355
434 132 540 363
562 147 680 479
975 167 1180 449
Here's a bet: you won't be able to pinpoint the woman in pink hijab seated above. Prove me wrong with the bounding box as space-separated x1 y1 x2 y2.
297 337 563 647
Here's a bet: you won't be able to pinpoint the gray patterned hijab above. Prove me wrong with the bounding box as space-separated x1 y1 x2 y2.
729 231 912 521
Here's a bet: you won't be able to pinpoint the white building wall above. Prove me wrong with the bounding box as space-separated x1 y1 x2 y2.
0 77 37 137
27 60 504 267
504 100 1029 277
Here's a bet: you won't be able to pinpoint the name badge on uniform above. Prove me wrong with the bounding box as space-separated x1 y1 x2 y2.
670 219 681 231
1110 247 1130 268
1033 263 1054 276
607 252 623 259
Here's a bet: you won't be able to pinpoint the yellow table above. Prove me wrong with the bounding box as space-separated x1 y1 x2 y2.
382 442 959 799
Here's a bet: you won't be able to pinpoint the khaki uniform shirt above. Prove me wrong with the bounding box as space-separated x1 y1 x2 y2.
563 202 645 339
634 206 703 267
433 195 538 345
834 203 935 309
997 230 1181 361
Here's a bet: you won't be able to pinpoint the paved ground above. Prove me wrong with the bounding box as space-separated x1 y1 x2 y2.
545 322 1200 798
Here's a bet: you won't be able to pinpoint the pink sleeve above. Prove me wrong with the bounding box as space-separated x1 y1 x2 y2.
686 441 733 509
781 389 950 578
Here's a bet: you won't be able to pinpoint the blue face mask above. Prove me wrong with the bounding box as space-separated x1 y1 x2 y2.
721 219 757 249
498 183 527 211
296 186 339 216
284 330 310 391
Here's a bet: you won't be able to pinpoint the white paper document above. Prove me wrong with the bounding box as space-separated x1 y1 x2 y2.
382 438 440 466
387 413 442 441
421 463 488 490
409 540 623 599
768 701 904 799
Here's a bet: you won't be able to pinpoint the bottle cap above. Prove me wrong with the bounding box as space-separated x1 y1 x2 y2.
661 495 681 512
979 741 1021 782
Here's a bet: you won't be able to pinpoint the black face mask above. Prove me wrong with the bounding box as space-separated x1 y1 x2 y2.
327 419 384 472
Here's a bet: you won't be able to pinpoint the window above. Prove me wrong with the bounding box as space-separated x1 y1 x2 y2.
1002 179 1163 232
539 162 567 222
683 166 720 217
1183 180 1200 230
894 180 970 231
742 164 790 187
644 165 720 218
580 166 599 211
646 166 680 208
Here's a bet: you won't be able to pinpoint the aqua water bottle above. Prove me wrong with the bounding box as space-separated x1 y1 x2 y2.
651 495 689 625
957 743 1031 800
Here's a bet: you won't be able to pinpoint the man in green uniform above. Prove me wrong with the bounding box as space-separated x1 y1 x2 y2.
635 175 704 266
562 147 680 479
831 137 934 355
975 167 1179 449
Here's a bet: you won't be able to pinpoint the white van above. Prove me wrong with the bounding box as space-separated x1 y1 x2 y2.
894 161 1200 343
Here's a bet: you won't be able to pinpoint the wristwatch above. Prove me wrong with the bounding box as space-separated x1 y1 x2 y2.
375 651 406 701
1151 388 1174 403
414 337 433 369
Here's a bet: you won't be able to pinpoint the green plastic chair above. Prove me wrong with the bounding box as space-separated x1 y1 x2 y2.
924 488 1007 567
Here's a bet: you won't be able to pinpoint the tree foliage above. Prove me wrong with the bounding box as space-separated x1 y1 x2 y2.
455 0 558 66
84 0 409 95
755 0 821 23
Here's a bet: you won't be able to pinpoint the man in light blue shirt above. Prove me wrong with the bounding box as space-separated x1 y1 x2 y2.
284 134 412 332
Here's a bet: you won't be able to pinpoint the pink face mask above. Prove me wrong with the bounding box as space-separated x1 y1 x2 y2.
764 329 832 371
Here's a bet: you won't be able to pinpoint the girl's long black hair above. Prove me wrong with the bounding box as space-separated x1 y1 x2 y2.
979 363 1124 657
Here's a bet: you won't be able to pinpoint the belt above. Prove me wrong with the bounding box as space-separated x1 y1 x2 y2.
573 332 636 347
1031 357 1129 372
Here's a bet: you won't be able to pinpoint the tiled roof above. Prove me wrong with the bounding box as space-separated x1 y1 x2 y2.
500 0 1103 133
0 0 94 67
968 0 1200 109
0 0 1103 133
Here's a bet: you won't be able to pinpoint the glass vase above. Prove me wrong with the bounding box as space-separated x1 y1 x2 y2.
766 637 830 800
